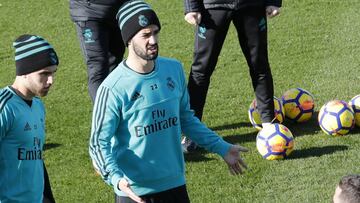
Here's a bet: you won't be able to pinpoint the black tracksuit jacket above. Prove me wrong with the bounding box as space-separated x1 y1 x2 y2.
69 0 126 21
184 0 282 13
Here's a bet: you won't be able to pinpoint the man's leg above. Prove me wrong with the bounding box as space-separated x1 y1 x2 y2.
233 7 275 124
43 163 55 203
115 195 137 203
188 9 232 120
107 21 125 73
184 9 233 152
75 20 114 102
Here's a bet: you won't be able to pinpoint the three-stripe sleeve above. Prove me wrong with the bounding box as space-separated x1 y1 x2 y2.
89 86 123 185
0 89 13 140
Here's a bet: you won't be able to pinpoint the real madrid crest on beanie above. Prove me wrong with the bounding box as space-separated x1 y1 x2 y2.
13 34 59 76
116 0 161 45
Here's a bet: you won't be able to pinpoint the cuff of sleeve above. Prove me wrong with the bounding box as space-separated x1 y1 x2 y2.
185 7 201 14
111 173 123 188
184 1 204 14
218 142 232 158
266 0 282 7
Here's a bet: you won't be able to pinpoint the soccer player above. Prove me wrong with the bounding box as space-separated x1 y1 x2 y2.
0 34 58 202
182 0 282 152
89 1 248 202
69 0 128 102
333 174 360 203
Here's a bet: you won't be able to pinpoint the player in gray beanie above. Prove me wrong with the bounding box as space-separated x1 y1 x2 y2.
116 0 161 45
13 34 58 76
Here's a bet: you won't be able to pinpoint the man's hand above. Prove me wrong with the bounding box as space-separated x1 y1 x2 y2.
184 12 202 25
266 6 280 18
223 145 248 175
118 179 145 203
92 160 101 176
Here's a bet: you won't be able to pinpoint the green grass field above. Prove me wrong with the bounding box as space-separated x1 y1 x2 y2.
1 0 360 202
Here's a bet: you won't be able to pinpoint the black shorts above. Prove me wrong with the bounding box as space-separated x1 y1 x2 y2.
115 185 190 203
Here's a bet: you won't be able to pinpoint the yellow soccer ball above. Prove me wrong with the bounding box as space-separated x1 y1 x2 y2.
318 100 355 136
281 88 315 122
256 123 294 160
349 95 360 127
248 97 285 130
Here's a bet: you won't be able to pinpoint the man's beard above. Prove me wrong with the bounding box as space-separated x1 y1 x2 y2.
133 43 158 61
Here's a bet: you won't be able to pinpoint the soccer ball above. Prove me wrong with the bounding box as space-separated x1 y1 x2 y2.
318 100 355 136
256 123 294 160
248 97 285 130
349 95 360 127
281 88 315 122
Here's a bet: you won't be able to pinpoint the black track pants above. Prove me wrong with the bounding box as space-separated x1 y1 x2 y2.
75 20 125 102
187 7 275 122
